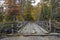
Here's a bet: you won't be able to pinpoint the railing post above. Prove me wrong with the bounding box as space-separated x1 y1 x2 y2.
12 24 14 34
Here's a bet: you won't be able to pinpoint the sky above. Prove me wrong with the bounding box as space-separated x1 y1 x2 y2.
0 0 41 6
32 0 41 6
0 0 4 5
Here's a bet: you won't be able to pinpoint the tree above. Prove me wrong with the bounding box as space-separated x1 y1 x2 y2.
52 0 60 22
40 0 51 20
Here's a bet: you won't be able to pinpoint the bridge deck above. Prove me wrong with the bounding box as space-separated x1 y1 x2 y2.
18 22 48 35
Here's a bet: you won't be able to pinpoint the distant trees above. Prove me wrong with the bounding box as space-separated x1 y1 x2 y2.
23 1 41 21
0 13 3 22
0 0 59 22
40 0 60 21
23 1 34 21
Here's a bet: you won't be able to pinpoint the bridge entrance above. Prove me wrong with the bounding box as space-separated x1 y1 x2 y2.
0 0 60 35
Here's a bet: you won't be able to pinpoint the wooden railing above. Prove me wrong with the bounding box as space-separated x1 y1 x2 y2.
36 21 60 33
0 21 29 34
